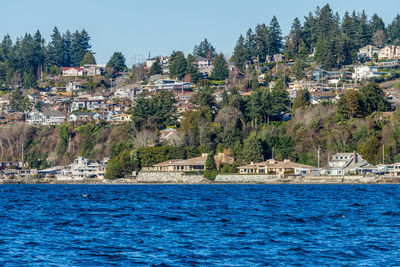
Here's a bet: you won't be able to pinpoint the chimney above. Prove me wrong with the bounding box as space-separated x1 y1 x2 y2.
353 151 357 164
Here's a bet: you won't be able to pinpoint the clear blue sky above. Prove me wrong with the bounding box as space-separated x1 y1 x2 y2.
1 0 399 65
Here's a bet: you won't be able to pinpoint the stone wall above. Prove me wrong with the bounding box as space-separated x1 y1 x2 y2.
215 174 280 183
136 172 204 183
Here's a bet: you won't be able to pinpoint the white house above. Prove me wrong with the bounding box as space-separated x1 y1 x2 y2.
26 110 67 125
56 157 108 180
62 67 84 77
66 81 84 92
41 110 67 125
321 152 371 176
195 56 212 68
71 95 106 111
144 79 194 91
68 112 91 122
352 66 385 81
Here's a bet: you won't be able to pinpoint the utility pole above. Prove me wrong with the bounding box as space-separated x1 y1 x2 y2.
272 147 274 160
383 144 385 165
318 146 320 168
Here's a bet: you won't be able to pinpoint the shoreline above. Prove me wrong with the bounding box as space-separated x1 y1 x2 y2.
1 177 400 185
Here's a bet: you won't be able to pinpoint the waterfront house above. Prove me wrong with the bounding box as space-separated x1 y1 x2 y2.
320 152 371 176
0 161 19 170
142 153 209 172
56 157 107 180
238 159 315 175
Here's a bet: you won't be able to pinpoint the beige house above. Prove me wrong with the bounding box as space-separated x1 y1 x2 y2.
378 45 400 60
358 45 380 60
111 113 132 122
238 159 315 175
143 154 209 172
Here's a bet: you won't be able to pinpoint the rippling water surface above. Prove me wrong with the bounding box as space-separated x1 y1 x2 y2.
1 185 400 266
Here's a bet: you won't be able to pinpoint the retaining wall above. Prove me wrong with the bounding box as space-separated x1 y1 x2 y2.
215 174 280 183
136 172 204 183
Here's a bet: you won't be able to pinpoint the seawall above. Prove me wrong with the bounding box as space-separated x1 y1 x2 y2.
136 172 205 183
215 174 280 183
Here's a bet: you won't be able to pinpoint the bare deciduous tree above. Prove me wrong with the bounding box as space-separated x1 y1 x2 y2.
134 129 156 148
373 30 386 48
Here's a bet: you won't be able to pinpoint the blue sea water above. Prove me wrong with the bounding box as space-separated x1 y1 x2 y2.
0 185 400 266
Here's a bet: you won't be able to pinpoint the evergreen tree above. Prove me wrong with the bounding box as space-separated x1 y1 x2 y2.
286 17 303 59
205 152 216 170
80 51 96 66
211 53 229 81
387 15 400 44
185 54 200 83
370 14 385 33
71 29 91 66
292 58 305 80
302 12 317 49
63 30 72 67
292 89 311 111
268 16 283 55
106 52 126 73
255 23 269 61
10 89 30 111
245 28 256 61
18 34 35 76
271 77 290 116
249 89 264 125
32 30 45 78
232 34 247 73
193 38 216 59
341 11 355 39
359 82 391 116
149 58 162 75
356 11 372 47
317 4 335 39
169 51 187 80
47 27 65 67
242 133 265 163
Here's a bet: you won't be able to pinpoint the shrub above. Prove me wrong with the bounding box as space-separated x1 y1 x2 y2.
203 170 218 180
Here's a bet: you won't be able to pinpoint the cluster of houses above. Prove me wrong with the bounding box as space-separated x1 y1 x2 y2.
0 157 108 180
62 64 106 77
2 151 400 181
0 41 399 127
140 151 400 178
